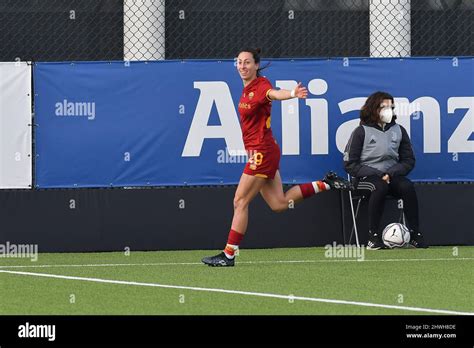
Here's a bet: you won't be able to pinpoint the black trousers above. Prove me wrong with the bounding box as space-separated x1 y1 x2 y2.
354 175 419 234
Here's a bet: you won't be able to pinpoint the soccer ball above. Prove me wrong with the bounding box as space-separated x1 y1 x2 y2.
382 223 410 248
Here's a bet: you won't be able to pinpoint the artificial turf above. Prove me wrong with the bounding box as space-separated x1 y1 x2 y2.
0 246 472 315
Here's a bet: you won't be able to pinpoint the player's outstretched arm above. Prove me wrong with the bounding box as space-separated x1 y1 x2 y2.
268 82 308 101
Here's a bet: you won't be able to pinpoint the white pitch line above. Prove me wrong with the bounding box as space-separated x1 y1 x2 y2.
0 269 472 316
0 257 472 269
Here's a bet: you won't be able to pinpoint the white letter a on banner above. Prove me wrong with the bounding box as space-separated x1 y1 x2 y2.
182 82 244 157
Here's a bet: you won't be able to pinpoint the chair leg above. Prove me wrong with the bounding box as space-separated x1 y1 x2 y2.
348 191 360 248
349 203 358 243
354 199 361 247
397 199 406 225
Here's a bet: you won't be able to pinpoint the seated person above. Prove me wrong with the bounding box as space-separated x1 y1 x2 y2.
343 91 427 250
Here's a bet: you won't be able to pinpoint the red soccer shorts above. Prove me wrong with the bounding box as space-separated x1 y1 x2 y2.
243 140 281 180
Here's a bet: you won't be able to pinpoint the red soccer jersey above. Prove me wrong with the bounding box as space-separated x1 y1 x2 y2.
237 76 275 149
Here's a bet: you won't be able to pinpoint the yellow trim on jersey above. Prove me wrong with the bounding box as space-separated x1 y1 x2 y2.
255 174 268 178
265 89 273 101
266 116 271 129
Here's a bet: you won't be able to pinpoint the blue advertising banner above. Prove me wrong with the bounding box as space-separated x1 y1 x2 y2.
34 58 474 187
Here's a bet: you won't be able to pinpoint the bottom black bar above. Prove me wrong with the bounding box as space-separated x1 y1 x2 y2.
0 315 472 346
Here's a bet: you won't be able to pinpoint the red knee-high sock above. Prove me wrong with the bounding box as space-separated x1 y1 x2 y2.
224 229 244 259
299 181 330 199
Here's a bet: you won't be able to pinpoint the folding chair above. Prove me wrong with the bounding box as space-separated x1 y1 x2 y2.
347 174 406 247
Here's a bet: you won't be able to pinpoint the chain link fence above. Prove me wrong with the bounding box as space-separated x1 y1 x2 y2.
0 0 473 61
0 0 123 61
164 0 371 59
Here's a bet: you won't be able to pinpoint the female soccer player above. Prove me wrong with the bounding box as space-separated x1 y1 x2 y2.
202 48 352 267
343 91 427 250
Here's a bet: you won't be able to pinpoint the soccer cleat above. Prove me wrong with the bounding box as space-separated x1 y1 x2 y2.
367 232 385 250
408 230 429 249
201 252 235 267
323 171 354 191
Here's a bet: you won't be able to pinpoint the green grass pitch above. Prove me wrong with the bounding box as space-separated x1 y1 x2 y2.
0 246 473 315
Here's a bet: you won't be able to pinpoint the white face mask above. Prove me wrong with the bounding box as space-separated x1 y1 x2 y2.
380 107 393 124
